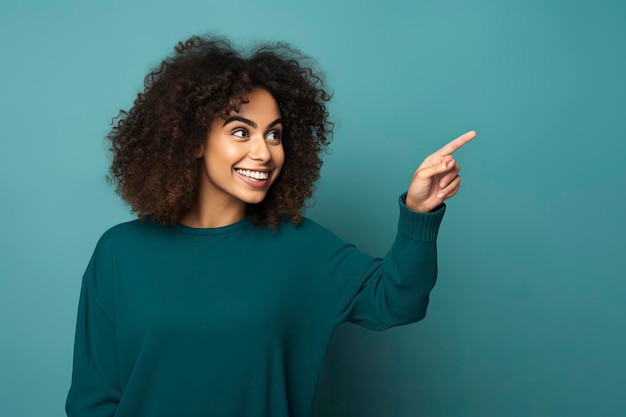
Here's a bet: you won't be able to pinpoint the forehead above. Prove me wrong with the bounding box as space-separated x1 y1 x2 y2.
235 88 280 118
211 88 282 130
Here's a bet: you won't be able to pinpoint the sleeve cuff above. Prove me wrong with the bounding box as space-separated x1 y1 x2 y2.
397 192 446 242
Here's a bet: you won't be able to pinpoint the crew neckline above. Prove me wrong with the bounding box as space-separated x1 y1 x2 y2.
174 217 253 236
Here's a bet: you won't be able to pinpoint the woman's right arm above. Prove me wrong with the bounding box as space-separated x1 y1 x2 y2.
66 242 121 416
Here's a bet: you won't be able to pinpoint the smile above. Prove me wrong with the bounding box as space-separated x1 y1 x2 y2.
234 169 270 181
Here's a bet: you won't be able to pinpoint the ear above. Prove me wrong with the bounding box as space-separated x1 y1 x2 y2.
194 144 204 158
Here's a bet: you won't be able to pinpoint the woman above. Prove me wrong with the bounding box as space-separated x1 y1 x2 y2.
66 35 475 417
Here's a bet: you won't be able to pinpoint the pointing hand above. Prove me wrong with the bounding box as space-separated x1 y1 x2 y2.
405 130 476 213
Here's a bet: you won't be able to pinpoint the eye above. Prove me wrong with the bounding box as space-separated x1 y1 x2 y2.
232 128 248 138
266 130 282 142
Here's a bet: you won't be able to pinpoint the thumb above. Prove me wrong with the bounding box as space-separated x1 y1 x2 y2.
415 156 455 180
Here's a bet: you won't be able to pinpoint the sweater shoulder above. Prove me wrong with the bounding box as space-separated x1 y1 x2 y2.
97 219 164 245
272 217 357 258
279 217 344 242
100 218 158 238
87 220 163 267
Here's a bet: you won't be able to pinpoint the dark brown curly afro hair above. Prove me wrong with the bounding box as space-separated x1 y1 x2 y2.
107 35 332 229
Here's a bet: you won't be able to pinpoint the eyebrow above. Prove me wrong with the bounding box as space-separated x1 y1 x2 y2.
222 116 283 130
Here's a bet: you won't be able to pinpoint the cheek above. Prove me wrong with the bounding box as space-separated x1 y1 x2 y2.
206 136 239 159
224 144 239 158
273 146 285 170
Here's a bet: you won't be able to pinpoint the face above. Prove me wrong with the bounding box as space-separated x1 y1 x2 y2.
196 88 285 214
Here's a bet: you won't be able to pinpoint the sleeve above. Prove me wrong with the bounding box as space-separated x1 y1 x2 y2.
332 193 446 330
66 239 121 416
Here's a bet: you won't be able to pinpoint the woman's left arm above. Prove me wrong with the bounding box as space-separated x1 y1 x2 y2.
332 131 476 330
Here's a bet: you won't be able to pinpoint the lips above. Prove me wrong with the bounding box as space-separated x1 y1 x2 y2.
234 169 269 180
234 168 272 189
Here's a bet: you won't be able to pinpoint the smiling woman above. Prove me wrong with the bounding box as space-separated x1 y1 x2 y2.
181 88 286 228
65 34 475 417
106 36 332 230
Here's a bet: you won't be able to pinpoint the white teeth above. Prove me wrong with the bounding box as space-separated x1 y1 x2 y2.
235 169 269 180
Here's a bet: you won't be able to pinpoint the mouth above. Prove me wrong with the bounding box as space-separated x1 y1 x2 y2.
234 168 272 189
234 168 270 180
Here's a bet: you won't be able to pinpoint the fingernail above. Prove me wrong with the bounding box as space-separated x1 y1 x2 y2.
437 192 444 199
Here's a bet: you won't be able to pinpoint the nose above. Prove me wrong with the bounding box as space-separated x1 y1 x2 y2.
248 135 271 162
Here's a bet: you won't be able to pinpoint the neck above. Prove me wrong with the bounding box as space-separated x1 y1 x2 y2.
179 195 247 229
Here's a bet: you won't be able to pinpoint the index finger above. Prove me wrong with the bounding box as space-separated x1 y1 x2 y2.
436 130 477 156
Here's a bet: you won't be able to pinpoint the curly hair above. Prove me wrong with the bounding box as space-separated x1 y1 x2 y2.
107 35 332 229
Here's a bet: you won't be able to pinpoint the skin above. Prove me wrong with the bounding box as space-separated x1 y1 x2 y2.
179 88 285 228
405 130 477 213
180 86 476 227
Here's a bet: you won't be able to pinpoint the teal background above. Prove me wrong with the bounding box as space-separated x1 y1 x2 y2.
1 0 624 416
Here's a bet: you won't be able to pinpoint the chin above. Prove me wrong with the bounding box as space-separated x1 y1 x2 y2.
242 193 270 205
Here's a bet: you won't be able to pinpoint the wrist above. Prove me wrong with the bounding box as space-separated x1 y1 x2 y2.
404 195 430 213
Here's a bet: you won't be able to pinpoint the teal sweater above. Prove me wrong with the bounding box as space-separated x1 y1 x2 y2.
66 195 445 417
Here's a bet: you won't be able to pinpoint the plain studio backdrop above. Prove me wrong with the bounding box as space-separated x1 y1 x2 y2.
1 1 624 416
